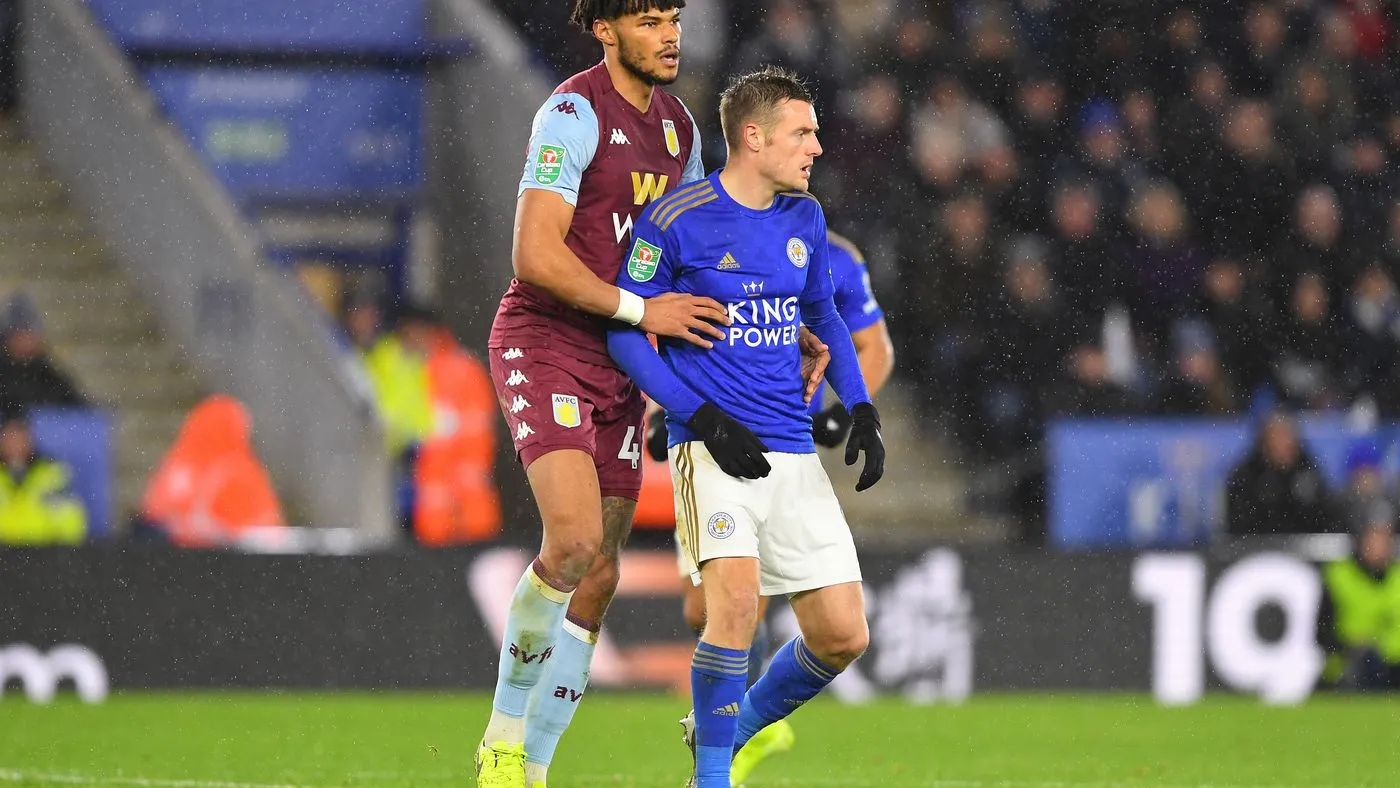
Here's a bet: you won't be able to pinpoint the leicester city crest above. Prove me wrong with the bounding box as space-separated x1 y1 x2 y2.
786 237 809 268
707 512 736 539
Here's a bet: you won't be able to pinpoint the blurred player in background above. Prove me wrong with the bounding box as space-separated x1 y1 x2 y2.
643 226 893 782
607 66 885 788
477 1 724 786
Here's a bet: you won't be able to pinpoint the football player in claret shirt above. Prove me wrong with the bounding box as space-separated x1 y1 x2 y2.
608 66 885 788
476 1 728 786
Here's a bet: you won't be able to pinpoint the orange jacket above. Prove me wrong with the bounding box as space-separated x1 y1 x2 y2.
632 395 676 529
413 332 502 544
141 395 285 547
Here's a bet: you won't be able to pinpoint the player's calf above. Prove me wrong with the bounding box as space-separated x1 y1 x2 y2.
732 582 867 754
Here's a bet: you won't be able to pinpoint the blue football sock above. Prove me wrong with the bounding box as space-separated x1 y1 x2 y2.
691 640 749 788
484 559 573 743
735 637 839 751
524 616 597 772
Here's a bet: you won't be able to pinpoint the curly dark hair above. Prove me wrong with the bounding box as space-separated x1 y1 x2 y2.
569 0 686 33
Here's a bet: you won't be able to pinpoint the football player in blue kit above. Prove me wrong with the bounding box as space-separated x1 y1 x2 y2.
606 65 884 788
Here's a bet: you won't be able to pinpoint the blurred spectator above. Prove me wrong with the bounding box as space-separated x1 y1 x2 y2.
1197 257 1275 397
1332 439 1396 528
1317 512 1400 691
908 74 1010 195
1157 319 1238 415
1163 60 1231 207
1229 1 1291 97
1341 264 1400 414
0 415 86 546
1123 180 1209 349
1275 186 1350 302
1269 270 1347 410
1225 410 1332 536
1276 59 1353 180
978 236 1066 459
362 305 435 461
1202 99 1295 259
341 290 383 353
0 293 85 419
411 309 501 545
139 395 285 548
1045 342 1145 418
1046 181 1124 338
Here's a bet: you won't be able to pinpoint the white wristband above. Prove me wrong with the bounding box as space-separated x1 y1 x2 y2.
612 289 645 326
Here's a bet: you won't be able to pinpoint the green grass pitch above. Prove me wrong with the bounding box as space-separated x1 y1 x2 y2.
1 692 1397 786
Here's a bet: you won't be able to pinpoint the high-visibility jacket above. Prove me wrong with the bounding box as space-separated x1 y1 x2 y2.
0 458 86 546
363 336 432 457
1324 559 1400 663
141 395 285 547
413 332 501 544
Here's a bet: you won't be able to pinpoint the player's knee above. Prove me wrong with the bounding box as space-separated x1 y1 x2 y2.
808 626 869 671
585 553 622 601
542 534 604 587
705 585 759 642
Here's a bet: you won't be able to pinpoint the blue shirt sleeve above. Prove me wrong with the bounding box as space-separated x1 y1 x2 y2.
828 235 885 334
608 207 707 420
517 92 598 206
801 208 870 409
679 99 705 184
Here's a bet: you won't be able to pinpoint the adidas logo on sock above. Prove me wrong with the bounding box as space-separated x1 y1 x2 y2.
711 702 740 716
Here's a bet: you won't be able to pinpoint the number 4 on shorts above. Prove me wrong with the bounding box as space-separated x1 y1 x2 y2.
618 426 642 469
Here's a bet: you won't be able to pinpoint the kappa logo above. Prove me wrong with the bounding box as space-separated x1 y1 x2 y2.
509 643 555 664
552 100 578 117
508 395 530 414
506 370 529 386
0 644 109 704
553 685 585 702
610 128 630 145
501 348 524 360
717 252 740 270
515 422 535 441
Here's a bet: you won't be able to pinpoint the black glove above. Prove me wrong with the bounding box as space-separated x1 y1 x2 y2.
687 402 771 479
811 403 853 448
645 408 669 462
844 402 884 492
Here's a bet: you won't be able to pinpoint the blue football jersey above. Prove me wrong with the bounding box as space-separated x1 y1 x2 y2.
810 231 885 416
616 171 837 454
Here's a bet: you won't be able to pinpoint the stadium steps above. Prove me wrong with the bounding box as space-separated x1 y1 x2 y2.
823 382 1007 544
0 118 205 530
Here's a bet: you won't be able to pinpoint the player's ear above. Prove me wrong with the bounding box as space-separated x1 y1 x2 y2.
743 121 764 153
593 18 616 46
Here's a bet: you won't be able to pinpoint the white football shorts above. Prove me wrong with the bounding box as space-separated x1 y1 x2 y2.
670 441 862 597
